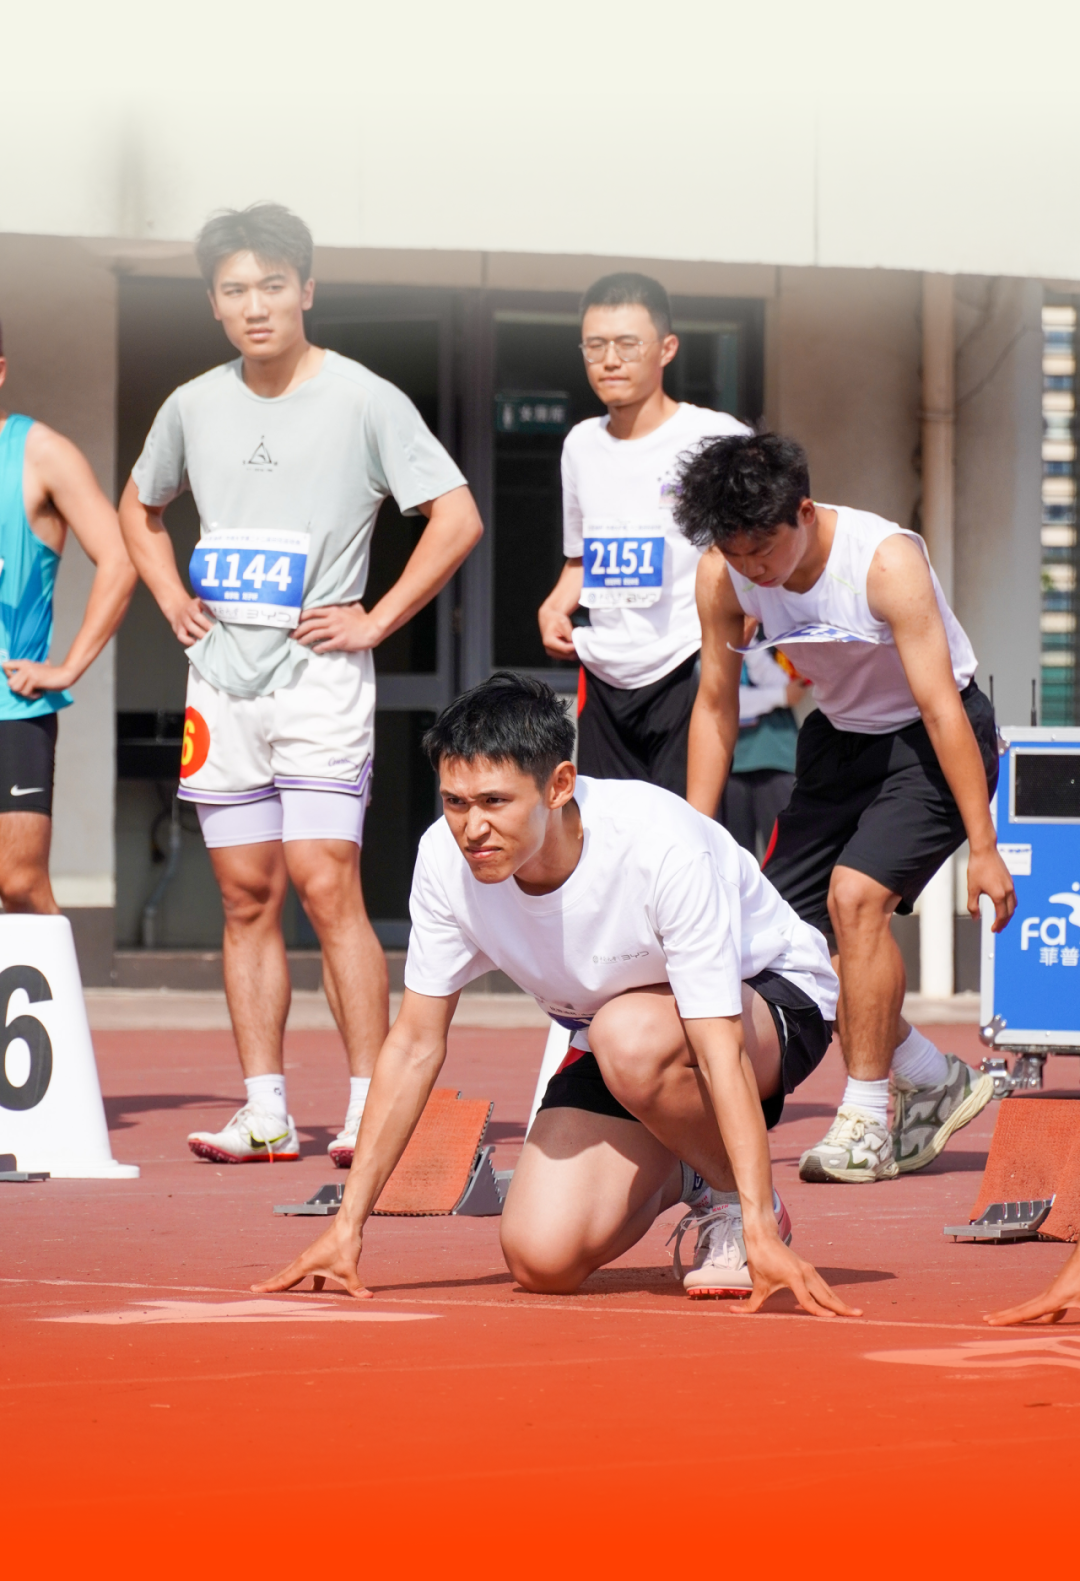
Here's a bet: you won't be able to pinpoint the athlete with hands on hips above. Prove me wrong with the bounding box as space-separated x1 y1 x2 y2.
257 672 859 1319
120 202 482 1171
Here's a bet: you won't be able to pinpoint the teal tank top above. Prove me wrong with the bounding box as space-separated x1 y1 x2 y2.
0 415 73 720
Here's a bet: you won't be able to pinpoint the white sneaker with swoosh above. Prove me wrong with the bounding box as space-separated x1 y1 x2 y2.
187 1103 299 1163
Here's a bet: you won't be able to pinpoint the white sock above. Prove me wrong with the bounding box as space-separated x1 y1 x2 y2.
890 1026 950 1088
680 1162 708 1205
349 1076 371 1113
245 1074 287 1123
841 1077 889 1123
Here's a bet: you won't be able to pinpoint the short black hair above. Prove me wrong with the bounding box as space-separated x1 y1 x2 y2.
674 432 811 550
580 272 672 338
195 202 314 290
422 672 575 788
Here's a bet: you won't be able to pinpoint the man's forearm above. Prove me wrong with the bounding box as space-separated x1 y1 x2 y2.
686 699 738 817
922 706 996 849
540 560 584 620
366 490 482 643
118 484 189 614
687 1018 776 1231
55 556 137 683
338 1034 446 1227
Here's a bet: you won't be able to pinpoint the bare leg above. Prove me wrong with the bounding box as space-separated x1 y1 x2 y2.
828 865 905 1080
285 839 388 1079
209 841 291 1077
0 812 59 913
502 985 782 1293
591 983 781 1190
501 1109 681 1293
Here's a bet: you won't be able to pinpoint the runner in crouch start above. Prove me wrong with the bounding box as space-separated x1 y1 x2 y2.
257 673 859 1315
677 433 1014 1184
120 203 482 1167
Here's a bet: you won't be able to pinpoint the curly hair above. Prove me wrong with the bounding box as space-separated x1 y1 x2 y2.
673 432 811 550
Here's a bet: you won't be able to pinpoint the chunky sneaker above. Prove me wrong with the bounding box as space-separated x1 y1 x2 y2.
892 1054 994 1175
328 1100 366 1169
670 1193 793 1299
798 1105 899 1183
187 1104 299 1164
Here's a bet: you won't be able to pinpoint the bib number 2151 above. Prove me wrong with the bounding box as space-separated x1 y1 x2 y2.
580 524 665 609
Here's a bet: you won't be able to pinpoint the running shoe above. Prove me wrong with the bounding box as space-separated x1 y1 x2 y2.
187 1104 299 1163
798 1105 899 1183
328 1099 366 1169
670 1193 793 1299
892 1055 994 1174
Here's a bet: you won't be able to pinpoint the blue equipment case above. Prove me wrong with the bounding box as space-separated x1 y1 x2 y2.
980 726 1080 1091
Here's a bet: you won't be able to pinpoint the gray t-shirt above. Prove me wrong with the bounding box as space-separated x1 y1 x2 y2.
132 349 467 698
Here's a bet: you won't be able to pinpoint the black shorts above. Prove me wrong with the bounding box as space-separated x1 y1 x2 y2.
0 715 58 816
576 653 698 797
762 681 998 934
537 968 832 1132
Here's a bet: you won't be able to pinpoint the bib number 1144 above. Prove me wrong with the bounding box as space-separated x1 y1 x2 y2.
189 530 310 628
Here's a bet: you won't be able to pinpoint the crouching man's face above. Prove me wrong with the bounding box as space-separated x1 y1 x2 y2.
438 755 575 886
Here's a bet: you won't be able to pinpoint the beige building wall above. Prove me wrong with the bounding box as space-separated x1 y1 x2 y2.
954 277 1044 730
766 266 922 525
0 236 119 977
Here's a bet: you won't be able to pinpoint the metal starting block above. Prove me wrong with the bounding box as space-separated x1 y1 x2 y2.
0 1153 49 1183
979 1053 1048 1098
274 1146 513 1219
945 1197 1055 1241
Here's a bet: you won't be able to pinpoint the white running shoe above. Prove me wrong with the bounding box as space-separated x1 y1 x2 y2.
328 1099 366 1169
892 1055 995 1174
798 1104 898 1183
671 1193 793 1299
187 1104 299 1164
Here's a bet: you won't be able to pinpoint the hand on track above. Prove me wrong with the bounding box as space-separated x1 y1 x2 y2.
253 1217 372 1298
984 1243 1080 1326
743 1236 862 1319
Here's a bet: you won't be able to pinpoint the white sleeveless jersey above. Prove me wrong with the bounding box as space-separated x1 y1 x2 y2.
730 506 977 735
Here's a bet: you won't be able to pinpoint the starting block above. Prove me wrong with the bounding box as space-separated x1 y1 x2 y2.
0 1152 49 1183
946 1097 1080 1243
274 1088 513 1219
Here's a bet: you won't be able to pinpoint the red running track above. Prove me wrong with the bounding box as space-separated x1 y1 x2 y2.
3 1024 1079 1578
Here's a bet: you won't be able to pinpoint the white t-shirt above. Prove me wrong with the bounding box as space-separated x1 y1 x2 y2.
132 350 466 699
562 403 750 690
731 506 978 734
404 776 836 1049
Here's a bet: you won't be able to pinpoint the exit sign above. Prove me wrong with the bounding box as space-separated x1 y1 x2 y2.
495 392 571 434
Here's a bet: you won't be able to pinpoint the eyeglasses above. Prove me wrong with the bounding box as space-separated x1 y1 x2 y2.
579 336 655 365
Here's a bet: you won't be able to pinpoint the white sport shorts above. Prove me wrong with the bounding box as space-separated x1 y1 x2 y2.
178 650 375 848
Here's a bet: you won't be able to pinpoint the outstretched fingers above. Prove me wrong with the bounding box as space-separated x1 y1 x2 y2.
251 1224 371 1299
743 1244 862 1318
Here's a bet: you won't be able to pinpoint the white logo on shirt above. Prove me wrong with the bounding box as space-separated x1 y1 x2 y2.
592 950 650 964
243 438 277 472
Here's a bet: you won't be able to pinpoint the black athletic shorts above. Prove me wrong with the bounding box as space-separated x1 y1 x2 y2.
576 653 698 797
762 681 998 934
537 968 832 1132
0 715 58 816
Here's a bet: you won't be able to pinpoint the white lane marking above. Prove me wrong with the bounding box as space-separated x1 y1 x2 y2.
43 1299 439 1326
866 1335 1080 1372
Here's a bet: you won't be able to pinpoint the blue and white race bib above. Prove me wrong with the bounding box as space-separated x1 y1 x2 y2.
189 531 309 628
580 519 665 609
732 622 880 653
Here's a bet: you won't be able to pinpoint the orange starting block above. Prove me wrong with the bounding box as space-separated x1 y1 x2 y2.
274 1088 509 1219
949 1098 1080 1243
